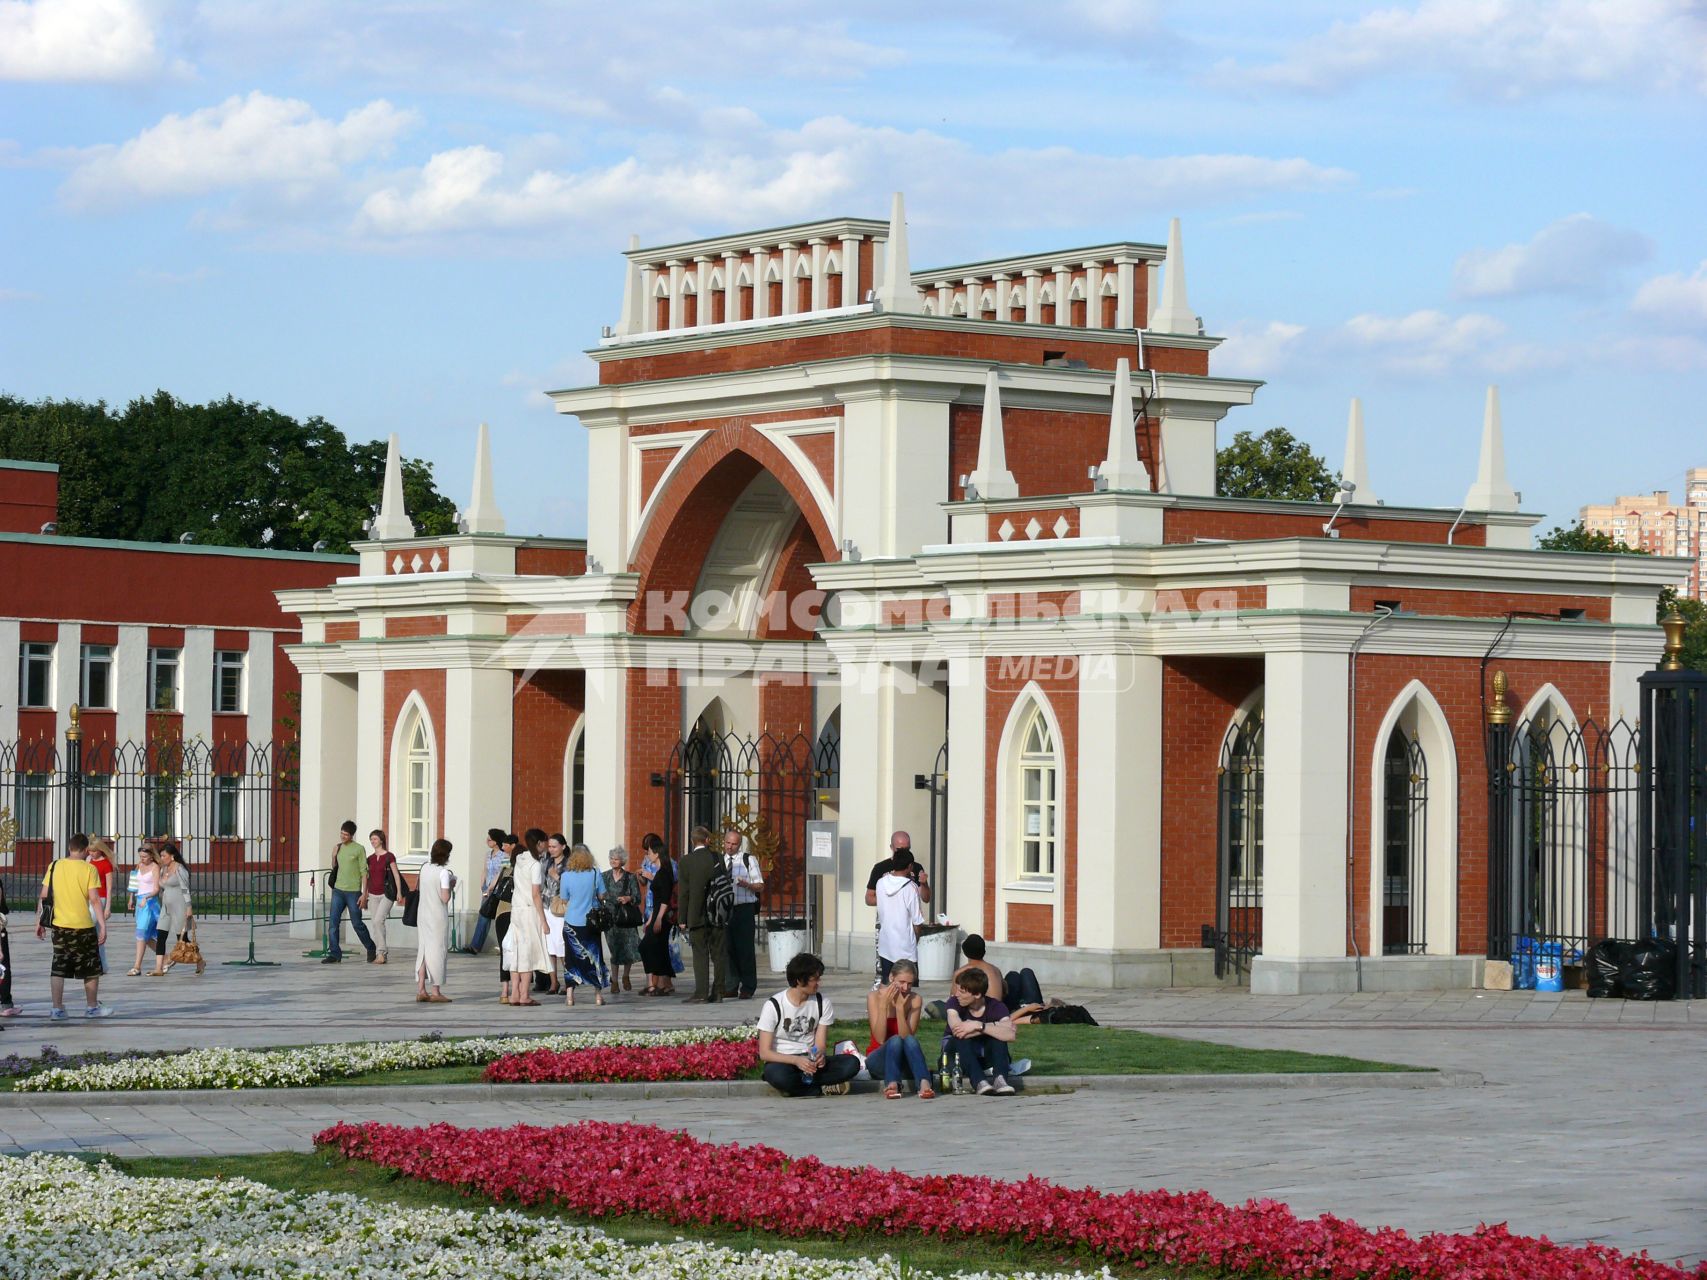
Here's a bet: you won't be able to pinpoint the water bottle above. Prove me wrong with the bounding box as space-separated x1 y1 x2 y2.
801 1046 819 1087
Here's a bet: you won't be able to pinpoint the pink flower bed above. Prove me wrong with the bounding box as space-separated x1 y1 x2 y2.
482 1040 759 1084
315 1120 1705 1280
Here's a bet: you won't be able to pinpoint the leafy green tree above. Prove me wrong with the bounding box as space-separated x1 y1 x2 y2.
1536 522 1638 554
1216 427 1340 502
0 392 456 553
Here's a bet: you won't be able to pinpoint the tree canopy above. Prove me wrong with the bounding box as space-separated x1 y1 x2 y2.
1536 522 1637 554
1215 427 1340 502
0 392 456 554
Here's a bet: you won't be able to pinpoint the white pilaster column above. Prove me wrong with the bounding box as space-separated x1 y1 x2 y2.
0 619 18 743
443 665 512 898
182 626 214 747
1054 267 1072 323
1084 262 1104 329
780 244 799 315
666 262 685 329
693 257 711 325
1116 262 1136 329
52 624 79 740
992 273 1011 317
839 234 861 306
639 265 657 332
1075 651 1161 950
115 625 147 744
247 634 275 738
963 278 982 319
298 670 358 875
1250 646 1350 994
356 669 385 831
1157 409 1221 496
810 239 827 311
945 656 987 935
751 250 771 319
581 664 627 853
722 252 741 322
837 390 952 559
1023 271 1041 323
935 281 953 315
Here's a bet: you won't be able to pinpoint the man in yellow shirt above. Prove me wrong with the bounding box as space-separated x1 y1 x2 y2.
34 834 111 1020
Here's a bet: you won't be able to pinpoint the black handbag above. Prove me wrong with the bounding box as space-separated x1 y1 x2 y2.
611 900 643 929
401 884 421 928
478 868 511 921
585 904 614 933
383 858 401 903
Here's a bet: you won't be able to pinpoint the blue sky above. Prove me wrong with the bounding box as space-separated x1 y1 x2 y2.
2 0 1704 538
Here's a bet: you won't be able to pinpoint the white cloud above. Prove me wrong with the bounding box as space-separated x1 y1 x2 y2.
1338 308 1567 376
1454 214 1651 298
355 117 1353 242
0 0 170 82
1215 320 1306 377
1631 261 1707 327
1224 0 1707 99
1607 334 1707 372
61 92 416 209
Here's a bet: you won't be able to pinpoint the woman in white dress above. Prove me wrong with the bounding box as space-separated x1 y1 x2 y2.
414 839 455 1003
505 827 550 1007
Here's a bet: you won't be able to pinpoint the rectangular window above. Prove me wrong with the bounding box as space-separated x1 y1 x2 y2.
80 644 114 710
82 775 111 838
15 775 49 839
19 642 53 709
147 648 181 711
213 650 246 714
215 774 240 838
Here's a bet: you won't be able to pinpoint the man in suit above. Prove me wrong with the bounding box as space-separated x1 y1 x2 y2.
677 824 726 1004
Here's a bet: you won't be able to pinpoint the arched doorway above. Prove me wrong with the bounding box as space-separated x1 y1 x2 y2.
1213 695 1263 977
1368 681 1457 957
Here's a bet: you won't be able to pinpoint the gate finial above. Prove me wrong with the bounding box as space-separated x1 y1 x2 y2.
1660 603 1686 671
1487 669 1512 725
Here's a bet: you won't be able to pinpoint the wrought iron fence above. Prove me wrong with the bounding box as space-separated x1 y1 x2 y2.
0 729 299 918
1208 711 1263 979
1382 729 1429 955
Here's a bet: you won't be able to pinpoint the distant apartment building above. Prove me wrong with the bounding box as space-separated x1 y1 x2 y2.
1580 468 1707 599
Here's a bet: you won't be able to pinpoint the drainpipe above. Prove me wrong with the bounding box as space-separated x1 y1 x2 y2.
1346 603 1404 990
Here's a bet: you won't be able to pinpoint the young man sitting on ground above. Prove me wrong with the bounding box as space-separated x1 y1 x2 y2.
758 951 860 1097
946 966 1017 1096
953 933 1004 1002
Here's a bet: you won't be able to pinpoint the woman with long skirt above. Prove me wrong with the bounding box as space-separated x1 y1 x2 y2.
414 839 454 1003
637 836 676 997
559 843 607 1007
504 827 550 1007
599 845 642 995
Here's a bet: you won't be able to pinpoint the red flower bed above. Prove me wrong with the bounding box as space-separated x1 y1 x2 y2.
482 1040 759 1084
315 1120 1705 1280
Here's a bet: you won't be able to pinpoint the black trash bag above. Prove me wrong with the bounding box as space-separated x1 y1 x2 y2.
1619 938 1678 1001
1585 939 1629 998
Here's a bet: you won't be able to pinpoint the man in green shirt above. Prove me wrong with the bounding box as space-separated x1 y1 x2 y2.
323 820 377 964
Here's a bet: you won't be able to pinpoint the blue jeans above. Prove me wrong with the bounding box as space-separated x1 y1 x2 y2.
866 1034 929 1085
762 1053 861 1097
466 912 493 953
327 887 375 959
953 1034 1012 1086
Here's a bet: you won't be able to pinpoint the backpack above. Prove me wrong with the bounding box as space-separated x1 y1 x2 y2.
705 857 735 928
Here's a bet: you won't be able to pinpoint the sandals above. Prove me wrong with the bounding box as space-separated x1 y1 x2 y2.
514 999 541 1007
595 993 606 1007
918 1082 937 1101
884 1083 902 1100
126 968 141 977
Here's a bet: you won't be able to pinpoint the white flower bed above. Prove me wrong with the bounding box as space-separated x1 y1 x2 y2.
14 1027 753 1093
0 1153 1109 1280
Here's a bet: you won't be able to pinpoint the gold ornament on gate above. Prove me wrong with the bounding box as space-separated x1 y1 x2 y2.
722 799 783 874
0 807 15 861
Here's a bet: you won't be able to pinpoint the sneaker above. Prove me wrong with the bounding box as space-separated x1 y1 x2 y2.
321 955 341 964
974 1079 994 1096
1009 1057 1032 1077
820 1080 851 1096
992 1075 1016 1096
84 1004 114 1019
48 1008 69 1021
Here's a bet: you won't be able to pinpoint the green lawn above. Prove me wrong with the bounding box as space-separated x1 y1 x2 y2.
90 1150 1101 1278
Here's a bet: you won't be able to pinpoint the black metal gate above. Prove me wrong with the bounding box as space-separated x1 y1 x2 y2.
1639 661 1706 998
1208 712 1263 979
655 729 837 924
1382 729 1429 955
0 715 299 917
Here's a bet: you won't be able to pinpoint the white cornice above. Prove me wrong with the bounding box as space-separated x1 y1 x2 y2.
277 572 641 617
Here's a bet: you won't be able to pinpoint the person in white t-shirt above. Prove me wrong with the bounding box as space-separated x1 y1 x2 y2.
757 952 859 1097
873 850 925 985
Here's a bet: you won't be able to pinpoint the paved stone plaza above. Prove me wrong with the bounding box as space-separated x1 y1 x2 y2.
1 923 1701 1265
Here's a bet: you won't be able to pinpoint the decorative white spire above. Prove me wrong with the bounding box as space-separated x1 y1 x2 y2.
1098 357 1151 491
966 368 1019 499
1341 397 1377 505
371 433 416 541
873 191 925 314
1465 384 1520 512
464 421 506 535
1150 216 1196 335
615 233 643 336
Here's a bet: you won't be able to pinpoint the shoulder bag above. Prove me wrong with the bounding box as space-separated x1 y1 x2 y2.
383 857 401 903
478 867 510 920
401 870 422 929
609 871 643 928
37 861 56 930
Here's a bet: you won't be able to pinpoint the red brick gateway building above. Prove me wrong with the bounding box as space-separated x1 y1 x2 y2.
279 197 1685 993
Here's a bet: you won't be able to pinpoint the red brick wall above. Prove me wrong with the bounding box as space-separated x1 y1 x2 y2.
638 447 676 511
756 516 821 640
1348 586 1608 622
515 546 587 576
625 668 682 854
792 432 836 493
0 463 58 533
1159 656 1263 948
382 670 447 841
324 621 358 642
385 615 448 637
951 406 1154 500
598 321 1206 385
1007 902 1053 944
984 660 1080 946
1164 507 1487 546
505 613 587 636
987 590 1081 620
511 669 583 833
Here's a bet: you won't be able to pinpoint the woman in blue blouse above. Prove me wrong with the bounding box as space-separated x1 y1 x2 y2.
559 841 608 1006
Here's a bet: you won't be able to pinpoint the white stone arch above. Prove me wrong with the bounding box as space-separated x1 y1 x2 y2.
950 295 968 316
993 681 1067 945
388 690 439 861
823 251 841 274
1068 278 1087 301
1099 275 1119 296
923 298 937 314
708 269 725 291
1037 283 1056 305
1518 682 1578 732
1366 680 1458 957
1509 682 1587 947
980 288 997 312
736 264 754 287
764 260 783 283
651 276 670 297
562 716 587 848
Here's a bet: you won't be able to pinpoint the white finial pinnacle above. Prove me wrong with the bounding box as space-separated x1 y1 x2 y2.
966 368 1019 500
1098 358 1151 491
874 191 925 314
615 233 643 336
1150 216 1196 335
1465 384 1519 512
1342 397 1377 505
465 422 506 535
371 433 416 541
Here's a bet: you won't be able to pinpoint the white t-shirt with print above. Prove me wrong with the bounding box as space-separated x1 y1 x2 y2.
757 988 834 1057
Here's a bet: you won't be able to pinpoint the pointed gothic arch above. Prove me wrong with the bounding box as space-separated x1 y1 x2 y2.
562 717 586 848
389 691 439 859
1366 680 1458 957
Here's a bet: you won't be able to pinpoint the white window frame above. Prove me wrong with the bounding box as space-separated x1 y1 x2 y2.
80 644 115 710
19 642 53 709
147 647 182 712
404 718 433 858
212 649 246 714
1015 707 1060 881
